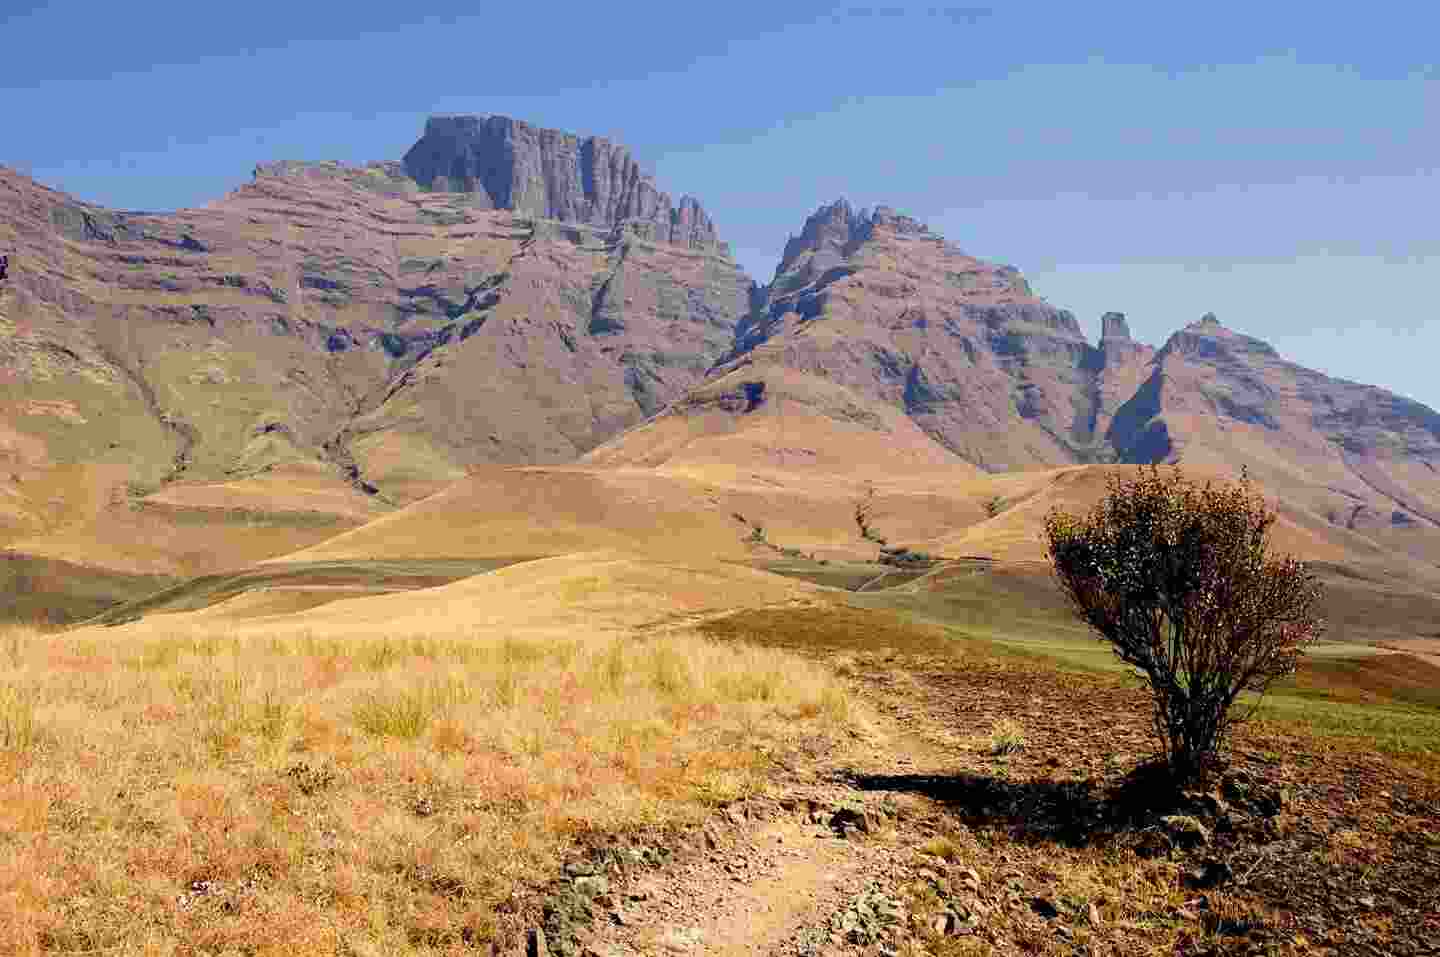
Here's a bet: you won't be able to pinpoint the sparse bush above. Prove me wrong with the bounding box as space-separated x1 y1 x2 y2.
854 484 888 545
984 495 1006 518
1044 466 1324 783
989 717 1026 755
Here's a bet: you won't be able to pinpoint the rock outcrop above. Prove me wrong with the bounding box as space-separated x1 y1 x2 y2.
402 115 721 248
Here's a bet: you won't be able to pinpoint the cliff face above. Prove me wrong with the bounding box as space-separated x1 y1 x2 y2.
401 115 721 248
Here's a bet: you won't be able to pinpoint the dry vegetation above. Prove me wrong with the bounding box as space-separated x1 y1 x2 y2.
0 619 853 954
700 604 1440 956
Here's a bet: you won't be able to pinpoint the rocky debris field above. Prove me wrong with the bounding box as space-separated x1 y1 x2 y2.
495 642 1439 957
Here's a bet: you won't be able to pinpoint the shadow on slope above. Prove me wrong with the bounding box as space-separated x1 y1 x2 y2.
77 557 536 626
1 552 179 625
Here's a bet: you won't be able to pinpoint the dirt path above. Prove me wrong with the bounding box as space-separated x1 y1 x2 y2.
582 816 874 956
559 705 950 956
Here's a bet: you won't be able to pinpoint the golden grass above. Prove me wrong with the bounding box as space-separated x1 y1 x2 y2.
0 620 852 954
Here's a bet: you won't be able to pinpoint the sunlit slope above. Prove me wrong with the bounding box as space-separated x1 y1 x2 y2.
79 551 825 640
923 465 1440 583
581 363 976 475
4 463 385 577
274 366 991 564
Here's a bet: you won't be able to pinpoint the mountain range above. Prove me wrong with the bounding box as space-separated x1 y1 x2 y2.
2 114 1439 619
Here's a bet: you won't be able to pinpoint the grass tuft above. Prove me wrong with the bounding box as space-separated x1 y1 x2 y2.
989 717 1026 755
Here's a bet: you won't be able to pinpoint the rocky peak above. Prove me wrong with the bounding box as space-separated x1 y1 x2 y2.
1100 311 1133 342
1160 313 1279 361
771 200 937 289
775 200 856 271
399 115 721 248
867 205 930 236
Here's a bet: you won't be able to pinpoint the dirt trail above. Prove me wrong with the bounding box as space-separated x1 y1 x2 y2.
587 817 872 956
561 666 962 957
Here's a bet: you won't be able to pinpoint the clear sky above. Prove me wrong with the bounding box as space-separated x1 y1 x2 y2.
3 1 1436 408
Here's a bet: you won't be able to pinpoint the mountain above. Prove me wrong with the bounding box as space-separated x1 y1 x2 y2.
690 199 1440 563
4 123 1440 616
0 116 748 580
727 200 1112 470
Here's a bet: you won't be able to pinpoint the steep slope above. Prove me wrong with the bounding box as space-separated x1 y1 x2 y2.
1108 314 1440 564
581 361 976 474
733 200 1121 470
0 117 749 580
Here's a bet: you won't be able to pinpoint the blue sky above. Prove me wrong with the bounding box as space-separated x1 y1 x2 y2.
3 1 1436 407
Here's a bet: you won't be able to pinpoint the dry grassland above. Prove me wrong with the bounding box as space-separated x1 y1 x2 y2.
0 615 853 954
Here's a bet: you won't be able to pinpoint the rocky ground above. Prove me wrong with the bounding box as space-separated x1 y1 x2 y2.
496 641 1440 957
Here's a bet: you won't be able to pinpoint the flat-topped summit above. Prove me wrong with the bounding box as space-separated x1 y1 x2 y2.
400 115 720 248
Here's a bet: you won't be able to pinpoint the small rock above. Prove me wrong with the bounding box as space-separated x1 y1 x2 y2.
572 875 610 899
1160 814 1211 849
724 805 747 826
1135 830 1173 859
1029 897 1059 920
527 928 549 957
829 807 874 835
1187 858 1233 889
1357 895 1376 910
564 861 597 878
1088 902 1101 926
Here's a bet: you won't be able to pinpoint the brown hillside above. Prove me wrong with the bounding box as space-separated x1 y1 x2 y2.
0 117 748 578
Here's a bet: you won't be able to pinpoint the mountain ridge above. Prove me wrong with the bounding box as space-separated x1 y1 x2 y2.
3 118 1440 593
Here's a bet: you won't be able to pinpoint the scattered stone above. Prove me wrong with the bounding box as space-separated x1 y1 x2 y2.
1188 858 1234 889
1135 830 1174 859
1160 814 1211 849
829 806 875 835
1029 897 1060 920
527 927 549 957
